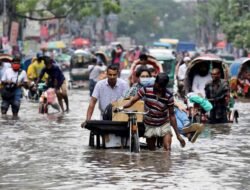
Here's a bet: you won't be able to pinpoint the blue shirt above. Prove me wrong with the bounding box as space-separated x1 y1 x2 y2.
39 64 65 89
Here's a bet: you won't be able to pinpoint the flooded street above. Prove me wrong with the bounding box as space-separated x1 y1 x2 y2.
0 89 250 190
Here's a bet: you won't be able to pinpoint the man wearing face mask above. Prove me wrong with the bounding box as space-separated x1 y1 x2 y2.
1 57 28 117
124 66 155 98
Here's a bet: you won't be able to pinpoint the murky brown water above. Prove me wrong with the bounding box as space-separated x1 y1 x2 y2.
0 89 250 190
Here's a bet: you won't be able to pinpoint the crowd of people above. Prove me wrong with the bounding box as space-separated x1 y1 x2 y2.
0 45 239 152
0 54 69 117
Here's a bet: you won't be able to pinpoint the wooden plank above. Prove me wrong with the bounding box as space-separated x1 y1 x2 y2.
112 99 144 122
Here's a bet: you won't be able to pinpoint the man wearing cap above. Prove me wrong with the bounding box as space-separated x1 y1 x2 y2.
27 52 48 82
177 57 190 96
37 56 69 112
1 57 28 117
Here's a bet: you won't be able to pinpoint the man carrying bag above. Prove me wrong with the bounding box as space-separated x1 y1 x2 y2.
1 57 28 117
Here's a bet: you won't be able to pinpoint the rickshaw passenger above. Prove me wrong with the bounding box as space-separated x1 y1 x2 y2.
129 54 161 85
192 62 211 97
124 66 154 98
205 68 230 123
237 71 250 96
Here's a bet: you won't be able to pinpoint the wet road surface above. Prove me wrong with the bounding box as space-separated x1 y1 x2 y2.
0 89 250 190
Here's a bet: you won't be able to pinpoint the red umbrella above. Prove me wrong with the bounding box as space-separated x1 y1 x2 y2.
71 38 90 46
216 41 226 48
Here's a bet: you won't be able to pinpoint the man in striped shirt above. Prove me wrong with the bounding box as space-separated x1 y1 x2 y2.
122 73 186 151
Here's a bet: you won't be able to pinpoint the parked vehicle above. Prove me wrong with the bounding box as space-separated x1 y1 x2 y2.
69 49 95 88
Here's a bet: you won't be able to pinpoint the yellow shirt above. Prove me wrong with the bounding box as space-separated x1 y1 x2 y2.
27 59 48 81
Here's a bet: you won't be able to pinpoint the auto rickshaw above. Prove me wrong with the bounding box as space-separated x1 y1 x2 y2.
69 49 96 88
95 51 109 65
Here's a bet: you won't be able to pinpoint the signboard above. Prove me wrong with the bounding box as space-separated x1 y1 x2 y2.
24 20 40 38
10 21 19 46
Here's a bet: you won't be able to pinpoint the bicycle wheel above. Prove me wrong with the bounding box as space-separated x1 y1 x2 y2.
131 133 140 153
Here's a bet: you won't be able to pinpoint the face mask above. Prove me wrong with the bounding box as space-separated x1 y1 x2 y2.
12 63 21 71
140 77 155 87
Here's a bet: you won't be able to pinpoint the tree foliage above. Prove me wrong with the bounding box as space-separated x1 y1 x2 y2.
116 0 196 44
11 0 121 21
197 0 250 48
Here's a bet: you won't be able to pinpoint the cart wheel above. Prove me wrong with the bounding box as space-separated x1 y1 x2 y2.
131 133 140 153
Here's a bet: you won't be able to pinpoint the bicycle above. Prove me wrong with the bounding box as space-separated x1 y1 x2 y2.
114 108 148 153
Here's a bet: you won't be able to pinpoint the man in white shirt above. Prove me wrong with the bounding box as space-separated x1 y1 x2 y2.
88 57 106 96
192 62 211 97
177 57 190 81
1 57 28 117
177 57 191 97
84 64 129 122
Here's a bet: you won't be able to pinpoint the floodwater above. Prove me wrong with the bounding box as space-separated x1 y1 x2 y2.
0 89 250 190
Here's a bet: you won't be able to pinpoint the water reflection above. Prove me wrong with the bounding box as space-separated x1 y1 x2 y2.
0 91 250 189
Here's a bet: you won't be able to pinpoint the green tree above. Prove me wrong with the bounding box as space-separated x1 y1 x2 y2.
117 0 196 45
197 0 250 48
3 0 121 39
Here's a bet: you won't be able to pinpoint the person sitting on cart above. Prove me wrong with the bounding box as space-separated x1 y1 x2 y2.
124 66 154 98
237 71 250 97
192 62 211 97
205 68 230 123
121 73 186 151
129 54 161 85
37 56 69 112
